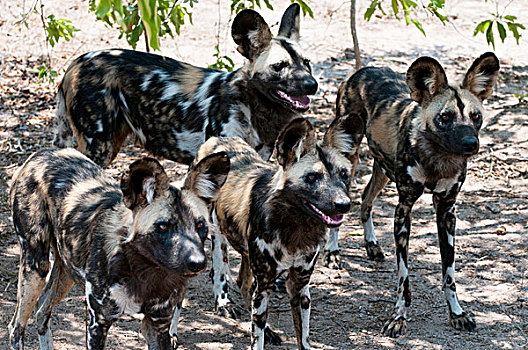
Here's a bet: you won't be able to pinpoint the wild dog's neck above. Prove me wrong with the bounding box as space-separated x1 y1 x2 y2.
413 131 468 182
268 192 327 253
232 66 299 150
109 243 185 302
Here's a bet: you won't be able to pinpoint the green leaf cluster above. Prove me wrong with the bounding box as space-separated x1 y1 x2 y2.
474 15 525 49
365 0 447 36
90 0 197 50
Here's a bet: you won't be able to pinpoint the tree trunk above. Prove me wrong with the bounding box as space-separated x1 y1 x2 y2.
350 0 361 69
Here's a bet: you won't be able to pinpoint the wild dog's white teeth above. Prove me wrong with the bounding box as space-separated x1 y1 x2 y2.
308 203 344 226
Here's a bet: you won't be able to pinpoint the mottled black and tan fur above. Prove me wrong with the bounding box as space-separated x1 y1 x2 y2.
8 148 229 349
330 53 500 337
55 4 317 168
190 116 359 349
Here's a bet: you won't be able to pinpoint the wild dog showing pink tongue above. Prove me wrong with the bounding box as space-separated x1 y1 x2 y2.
189 115 361 350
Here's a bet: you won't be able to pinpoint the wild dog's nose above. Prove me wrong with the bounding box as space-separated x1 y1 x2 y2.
302 77 318 95
186 254 206 273
461 136 479 154
334 199 351 214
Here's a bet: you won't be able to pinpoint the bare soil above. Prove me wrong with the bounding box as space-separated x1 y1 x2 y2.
1 0 527 349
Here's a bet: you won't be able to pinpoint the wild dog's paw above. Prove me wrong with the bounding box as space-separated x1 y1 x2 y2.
449 312 476 332
264 326 282 345
170 334 180 349
366 242 385 262
382 314 407 338
322 249 342 269
217 302 242 320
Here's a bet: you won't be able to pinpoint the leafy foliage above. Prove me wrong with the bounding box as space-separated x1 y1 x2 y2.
208 44 235 71
365 0 525 49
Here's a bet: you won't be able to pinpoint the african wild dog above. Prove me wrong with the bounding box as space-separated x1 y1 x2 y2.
54 3 317 168
329 52 500 336
187 116 358 349
8 148 229 349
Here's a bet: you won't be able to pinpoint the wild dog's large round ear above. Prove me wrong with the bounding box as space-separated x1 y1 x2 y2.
232 9 272 60
323 114 364 159
183 152 230 204
462 52 500 101
406 56 448 104
277 3 301 41
275 118 316 167
121 158 170 210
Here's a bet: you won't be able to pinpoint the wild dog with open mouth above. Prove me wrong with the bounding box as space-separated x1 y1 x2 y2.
188 117 358 349
54 4 317 168
330 53 500 336
8 148 229 349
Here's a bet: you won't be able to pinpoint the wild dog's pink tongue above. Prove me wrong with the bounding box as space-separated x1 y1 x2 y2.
276 90 310 109
308 203 345 226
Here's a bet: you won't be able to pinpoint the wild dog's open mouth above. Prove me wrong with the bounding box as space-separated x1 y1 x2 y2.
303 200 344 227
275 90 310 111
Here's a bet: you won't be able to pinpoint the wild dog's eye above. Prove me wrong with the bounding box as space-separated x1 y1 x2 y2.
339 169 349 180
196 219 208 238
305 173 321 185
438 111 453 122
470 112 482 121
272 61 289 72
156 222 170 232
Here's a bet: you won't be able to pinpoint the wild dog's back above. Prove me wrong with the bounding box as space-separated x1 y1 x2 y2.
10 148 120 278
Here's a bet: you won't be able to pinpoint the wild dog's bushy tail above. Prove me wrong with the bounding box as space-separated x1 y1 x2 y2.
53 85 77 148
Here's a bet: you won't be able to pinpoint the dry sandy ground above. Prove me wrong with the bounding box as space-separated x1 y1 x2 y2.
0 0 527 349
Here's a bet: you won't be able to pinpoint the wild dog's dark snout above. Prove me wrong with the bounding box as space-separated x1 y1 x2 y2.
186 253 206 273
334 198 351 214
302 76 318 95
461 136 479 153
455 125 479 155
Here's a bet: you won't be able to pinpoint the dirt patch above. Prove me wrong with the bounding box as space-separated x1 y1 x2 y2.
1 1 527 349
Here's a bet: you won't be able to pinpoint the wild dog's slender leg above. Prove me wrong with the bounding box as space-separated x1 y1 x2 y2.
169 285 187 347
85 280 113 349
323 228 341 269
35 251 74 350
382 181 423 338
433 186 476 332
250 277 277 350
142 315 173 350
287 267 315 350
210 230 240 318
361 161 389 261
9 237 50 350
239 255 254 310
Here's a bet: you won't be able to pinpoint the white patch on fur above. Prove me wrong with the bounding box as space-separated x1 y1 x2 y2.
447 232 454 247
193 173 216 199
195 72 221 115
141 71 155 91
108 284 141 315
95 119 103 133
332 129 356 154
222 104 260 150
246 29 261 47
120 92 147 144
84 51 102 59
211 230 232 308
407 165 427 184
434 176 459 194
170 304 181 337
424 76 436 94
363 212 378 244
174 127 205 155
143 177 156 203
300 285 311 349
108 49 123 56
469 72 489 94
161 81 181 101
324 228 338 252
444 265 464 315
271 167 285 192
